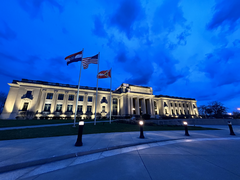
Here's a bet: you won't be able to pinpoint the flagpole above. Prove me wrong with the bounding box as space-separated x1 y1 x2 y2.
73 49 84 127
109 70 112 124
94 52 100 125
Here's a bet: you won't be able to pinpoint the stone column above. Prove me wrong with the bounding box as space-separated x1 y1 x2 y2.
83 93 88 114
142 98 146 114
50 90 58 113
136 97 140 115
72 92 78 114
130 97 133 115
92 94 96 114
38 89 47 112
117 98 120 115
151 99 155 115
62 91 69 113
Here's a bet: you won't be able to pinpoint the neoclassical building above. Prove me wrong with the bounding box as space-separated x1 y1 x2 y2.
0 79 198 119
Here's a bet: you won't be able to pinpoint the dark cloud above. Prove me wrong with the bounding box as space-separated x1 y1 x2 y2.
92 15 107 38
108 0 145 39
207 0 240 33
201 46 240 87
18 0 63 18
0 21 17 40
152 0 186 34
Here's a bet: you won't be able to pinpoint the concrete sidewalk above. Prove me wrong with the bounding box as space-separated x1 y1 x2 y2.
0 125 239 179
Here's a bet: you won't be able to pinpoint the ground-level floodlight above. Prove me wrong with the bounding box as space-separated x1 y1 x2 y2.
183 121 190 136
139 120 145 139
228 121 235 135
75 121 85 146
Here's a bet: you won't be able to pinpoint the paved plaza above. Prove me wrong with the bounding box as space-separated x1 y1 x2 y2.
0 125 239 180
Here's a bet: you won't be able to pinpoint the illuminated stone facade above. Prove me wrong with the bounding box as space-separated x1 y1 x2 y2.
0 79 198 119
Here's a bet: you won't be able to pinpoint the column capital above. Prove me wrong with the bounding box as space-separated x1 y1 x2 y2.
65 91 69 94
42 89 47 92
54 90 58 93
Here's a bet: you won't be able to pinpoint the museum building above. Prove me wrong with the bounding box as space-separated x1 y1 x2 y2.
0 79 198 119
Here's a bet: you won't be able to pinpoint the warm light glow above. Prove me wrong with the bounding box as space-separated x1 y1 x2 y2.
79 121 84 125
237 108 240 111
132 108 135 110
228 113 232 115
183 121 188 125
139 120 144 125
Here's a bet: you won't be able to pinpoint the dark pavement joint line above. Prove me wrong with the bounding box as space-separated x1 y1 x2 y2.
0 138 187 174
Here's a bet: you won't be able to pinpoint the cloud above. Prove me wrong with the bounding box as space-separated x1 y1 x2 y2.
207 0 240 33
18 0 63 18
200 46 240 87
151 0 186 34
108 0 145 39
0 21 17 40
92 15 107 38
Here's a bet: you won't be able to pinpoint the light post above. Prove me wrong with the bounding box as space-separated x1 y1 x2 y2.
139 120 145 139
183 121 190 136
228 121 235 135
75 121 84 146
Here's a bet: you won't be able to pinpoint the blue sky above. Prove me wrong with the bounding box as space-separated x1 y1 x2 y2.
0 0 240 112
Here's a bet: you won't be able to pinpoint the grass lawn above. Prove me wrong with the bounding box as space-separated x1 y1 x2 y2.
0 122 219 141
0 119 94 128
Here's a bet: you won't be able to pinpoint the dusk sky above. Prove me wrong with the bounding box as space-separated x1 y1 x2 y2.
0 0 239 112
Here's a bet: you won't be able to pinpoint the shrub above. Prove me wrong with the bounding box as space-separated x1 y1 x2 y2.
142 114 151 120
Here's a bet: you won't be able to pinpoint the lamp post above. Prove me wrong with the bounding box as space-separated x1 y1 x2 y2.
139 120 145 139
228 121 235 135
75 121 84 146
183 121 190 136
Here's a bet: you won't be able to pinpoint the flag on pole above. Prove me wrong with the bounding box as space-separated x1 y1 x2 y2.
82 54 99 69
65 50 83 65
97 69 111 79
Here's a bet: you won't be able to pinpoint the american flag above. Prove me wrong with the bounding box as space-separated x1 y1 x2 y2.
82 54 99 69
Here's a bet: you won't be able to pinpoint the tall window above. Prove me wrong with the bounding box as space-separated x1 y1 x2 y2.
184 110 186 114
113 98 118 115
183 104 185 107
176 110 178 115
68 95 74 101
172 109 174 115
44 104 51 111
58 94 64 100
165 109 168 114
188 110 190 115
46 93 53 99
56 104 62 112
170 103 173 107
87 106 92 112
67 105 73 112
102 106 106 112
88 96 92 102
77 105 83 112
179 103 181 107
175 103 177 107
78 96 84 101
26 91 32 98
154 101 157 109
22 102 29 111
186 104 189 108
180 110 182 115
164 102 168 107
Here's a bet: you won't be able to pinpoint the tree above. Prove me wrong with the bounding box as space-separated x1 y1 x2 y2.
0 92 7 114
208 101 227 118
198 105 208 118
232 111 240 119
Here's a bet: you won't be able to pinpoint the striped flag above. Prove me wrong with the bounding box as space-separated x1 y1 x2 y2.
65 50 83 65
82 54 99 69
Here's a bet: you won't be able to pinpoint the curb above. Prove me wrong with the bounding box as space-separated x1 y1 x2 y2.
0 138 188 173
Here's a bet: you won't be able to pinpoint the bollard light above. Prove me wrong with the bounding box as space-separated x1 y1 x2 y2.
139 120 145 138
75 121 85 146
183 121 190 136
228 121 235 135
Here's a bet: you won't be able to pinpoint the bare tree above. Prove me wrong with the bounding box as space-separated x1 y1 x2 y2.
208 101 227 118
198 105 207 118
